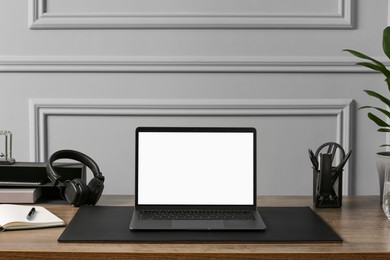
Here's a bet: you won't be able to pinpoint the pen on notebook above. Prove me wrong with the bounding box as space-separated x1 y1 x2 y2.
26 207 36 220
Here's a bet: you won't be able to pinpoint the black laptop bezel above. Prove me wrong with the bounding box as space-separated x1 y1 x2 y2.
134 126 257 211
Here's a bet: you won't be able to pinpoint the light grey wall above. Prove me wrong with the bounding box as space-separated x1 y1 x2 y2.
0 0 388 195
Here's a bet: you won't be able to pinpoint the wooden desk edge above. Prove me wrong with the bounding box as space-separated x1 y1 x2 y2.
2 251 390 260
1 195 389 260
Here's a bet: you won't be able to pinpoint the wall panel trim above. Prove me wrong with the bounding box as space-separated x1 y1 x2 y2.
29 98 354 194
29 0 353 29
0 56 383 73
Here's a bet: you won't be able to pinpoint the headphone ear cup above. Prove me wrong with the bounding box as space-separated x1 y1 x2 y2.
87 177 104 205
64 179 90 207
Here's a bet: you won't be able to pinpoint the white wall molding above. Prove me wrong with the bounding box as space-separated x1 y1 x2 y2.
0 56 382 73
29 0 353 29
388 0 390 26
29 98 354 194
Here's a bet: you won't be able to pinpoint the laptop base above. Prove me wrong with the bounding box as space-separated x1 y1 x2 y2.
130 210 266 230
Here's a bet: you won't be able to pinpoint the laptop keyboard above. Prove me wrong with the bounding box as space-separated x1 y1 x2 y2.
139 210 256 220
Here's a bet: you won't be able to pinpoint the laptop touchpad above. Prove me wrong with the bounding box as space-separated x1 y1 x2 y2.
172 220 224 230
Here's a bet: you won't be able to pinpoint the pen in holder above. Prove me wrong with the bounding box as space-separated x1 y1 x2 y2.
309 142 352 208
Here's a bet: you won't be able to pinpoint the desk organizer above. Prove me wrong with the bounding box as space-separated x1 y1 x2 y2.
313 166 343 208
309 142 352 208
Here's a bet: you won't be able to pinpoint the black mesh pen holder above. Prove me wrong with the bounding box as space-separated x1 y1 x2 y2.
309 142 351 209
313 167 343 208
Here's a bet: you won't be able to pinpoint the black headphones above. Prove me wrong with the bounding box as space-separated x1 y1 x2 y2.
47 149 105 207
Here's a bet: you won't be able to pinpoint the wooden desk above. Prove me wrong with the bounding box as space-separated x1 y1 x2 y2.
1 196 389 259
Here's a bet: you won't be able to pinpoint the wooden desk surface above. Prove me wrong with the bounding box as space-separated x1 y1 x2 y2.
1 196 390 259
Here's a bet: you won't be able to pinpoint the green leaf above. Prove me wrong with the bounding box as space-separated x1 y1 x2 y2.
378 128 390 132
367 112 390 127
386 78 390 92
380 144 390 147
360 105 390 118
343 49 390 77
343 49 385 66
386 77 390 85
356 62 382 72
363 90 390 108
383 27 390 59
356 62 390 78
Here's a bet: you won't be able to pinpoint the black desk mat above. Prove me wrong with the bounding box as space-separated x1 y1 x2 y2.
58 206 342 242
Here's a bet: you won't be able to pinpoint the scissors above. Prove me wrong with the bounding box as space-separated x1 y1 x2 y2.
313 142 352 189
314 142 346 166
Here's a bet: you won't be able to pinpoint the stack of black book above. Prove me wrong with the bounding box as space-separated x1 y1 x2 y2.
0 162 85 203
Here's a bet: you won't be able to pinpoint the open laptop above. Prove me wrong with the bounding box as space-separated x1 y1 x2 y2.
129 127 266 230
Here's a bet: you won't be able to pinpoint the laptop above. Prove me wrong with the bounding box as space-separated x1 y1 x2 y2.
129 127 266 230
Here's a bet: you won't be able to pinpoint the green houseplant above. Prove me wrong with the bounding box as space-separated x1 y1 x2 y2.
344 26 390 202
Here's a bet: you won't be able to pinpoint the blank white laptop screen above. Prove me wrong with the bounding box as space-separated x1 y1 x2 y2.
137 131 254 205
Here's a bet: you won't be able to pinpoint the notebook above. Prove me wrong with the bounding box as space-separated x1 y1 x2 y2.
0 204 65 231
129 127 266 230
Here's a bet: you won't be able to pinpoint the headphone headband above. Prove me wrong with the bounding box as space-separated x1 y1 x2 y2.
47 149 104 185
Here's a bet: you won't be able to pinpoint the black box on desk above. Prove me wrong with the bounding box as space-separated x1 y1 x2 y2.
0 162 86 200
